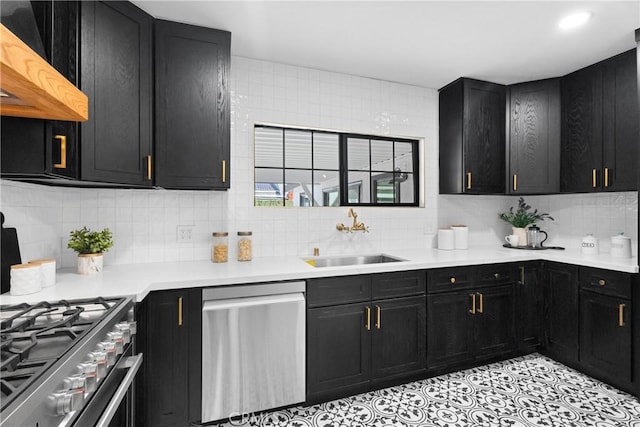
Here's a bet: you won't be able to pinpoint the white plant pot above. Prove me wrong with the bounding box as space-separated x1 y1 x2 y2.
77 253 103 275
512 227 528 247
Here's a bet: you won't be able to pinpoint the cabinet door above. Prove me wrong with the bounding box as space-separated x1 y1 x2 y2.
307 303 371 397
155 20 231 189
544 263 579 365
602 49 638 192
371 296 426 378
508 79 561 194
474 285 516 360
80 1 153 185
426 291 474 368
142 290 197 427
580 291 631 387
561 64 603 192
516 264 542 351
463 79 506 194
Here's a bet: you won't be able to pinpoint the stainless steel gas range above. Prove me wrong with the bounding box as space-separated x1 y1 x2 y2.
0 297 142 427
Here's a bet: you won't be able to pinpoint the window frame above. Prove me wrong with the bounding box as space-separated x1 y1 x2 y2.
253 124 421 207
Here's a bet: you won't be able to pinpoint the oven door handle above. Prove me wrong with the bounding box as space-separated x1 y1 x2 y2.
95 353 143 427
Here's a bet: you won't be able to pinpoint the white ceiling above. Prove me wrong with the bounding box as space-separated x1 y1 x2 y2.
132 1 640 89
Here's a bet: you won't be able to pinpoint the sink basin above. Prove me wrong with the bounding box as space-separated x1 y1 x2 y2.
304 254 405 268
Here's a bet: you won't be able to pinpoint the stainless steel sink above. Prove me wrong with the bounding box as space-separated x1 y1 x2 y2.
304 254 405 268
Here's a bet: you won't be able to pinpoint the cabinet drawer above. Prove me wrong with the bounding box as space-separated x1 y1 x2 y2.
579 267 631 299
476 264 517 286
427 267 473 293
307 276 371 307
371 271 426 299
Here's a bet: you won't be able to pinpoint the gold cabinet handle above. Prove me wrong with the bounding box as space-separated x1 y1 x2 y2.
469 294 476 315
604 167 609 188
365 306 371 331
375 306 381 329
592 169 597 188
477 292 484 314
513 174 518 191
146 155 153 181
598 279 606 286
466 172 472 190
519 266 525 285
178 297 183 326
619 304 626 327
450 277 456 284
53 135 67 169
222 160 226 183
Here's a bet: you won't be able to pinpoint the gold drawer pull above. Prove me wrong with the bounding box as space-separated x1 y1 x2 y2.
450 277 456 284
598 279 606 286
604 167 609 188
146 155 153 181
513 174 518 191
54 135 67 169
222 160 227 183
469 294 476 315
466 172 472 190
178 297 183 326
365 306 371 331
619 304 625 327
519 266 525 285
592 169 597 188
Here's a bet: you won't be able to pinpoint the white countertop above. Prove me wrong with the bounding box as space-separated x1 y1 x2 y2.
1 246 637 305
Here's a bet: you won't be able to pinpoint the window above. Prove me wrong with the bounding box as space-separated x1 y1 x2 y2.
254 125 420 207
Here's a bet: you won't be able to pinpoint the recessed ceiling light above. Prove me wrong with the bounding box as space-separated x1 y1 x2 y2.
559 11 592 30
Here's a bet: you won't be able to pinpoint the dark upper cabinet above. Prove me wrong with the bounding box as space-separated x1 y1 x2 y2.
507 79 561 194
154 20 231 190
139 288 202 427
2 0 79 179
439 78 506 194
561 49 638 193
543 263 579 366
80 1 153 185
602 50 639 191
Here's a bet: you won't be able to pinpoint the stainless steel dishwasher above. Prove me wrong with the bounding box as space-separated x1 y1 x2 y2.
201 281 306 423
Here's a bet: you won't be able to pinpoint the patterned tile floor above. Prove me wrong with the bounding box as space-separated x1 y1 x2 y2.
217 354 640 426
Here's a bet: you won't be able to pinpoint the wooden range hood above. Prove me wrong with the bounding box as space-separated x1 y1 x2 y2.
0 24 88 122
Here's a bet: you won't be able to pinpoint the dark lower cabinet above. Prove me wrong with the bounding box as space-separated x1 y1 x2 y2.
516 263 542 351
307 303 371 395
579 267 633 393
80 1 153 185
138 288 201 427
426 265 517 370
154 20 231 189
543 263 579 366
306 272 426 402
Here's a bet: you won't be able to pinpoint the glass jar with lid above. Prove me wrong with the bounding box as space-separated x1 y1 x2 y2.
237 231 252 261
211 232 228 263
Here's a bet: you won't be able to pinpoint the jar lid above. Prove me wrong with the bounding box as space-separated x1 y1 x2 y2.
29 258 55 264
11 263 37 270
237 231 252 236
212 232 228 237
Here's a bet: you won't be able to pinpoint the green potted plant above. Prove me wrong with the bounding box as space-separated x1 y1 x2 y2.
499 197 553 246
68 227 113 274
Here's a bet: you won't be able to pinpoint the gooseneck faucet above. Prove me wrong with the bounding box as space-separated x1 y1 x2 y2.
336 208 369 233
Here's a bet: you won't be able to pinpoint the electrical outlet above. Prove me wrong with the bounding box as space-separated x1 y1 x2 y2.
176 225 193 243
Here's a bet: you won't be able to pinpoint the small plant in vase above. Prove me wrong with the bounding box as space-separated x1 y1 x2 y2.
68 227 113 274
498 197 553 246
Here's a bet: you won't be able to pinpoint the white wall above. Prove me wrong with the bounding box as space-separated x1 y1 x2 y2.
1 56 637 268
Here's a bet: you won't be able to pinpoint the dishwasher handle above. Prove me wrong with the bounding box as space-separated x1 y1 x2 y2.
202 281 305 300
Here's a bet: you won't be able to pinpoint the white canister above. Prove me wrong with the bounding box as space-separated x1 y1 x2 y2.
581 234 599 255
29 258 56 287
451 225 469 250
10 263 42 295
610 233 632 258
437 228 455 250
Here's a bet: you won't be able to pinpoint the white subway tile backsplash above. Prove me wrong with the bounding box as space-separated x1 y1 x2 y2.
1 57 637 267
